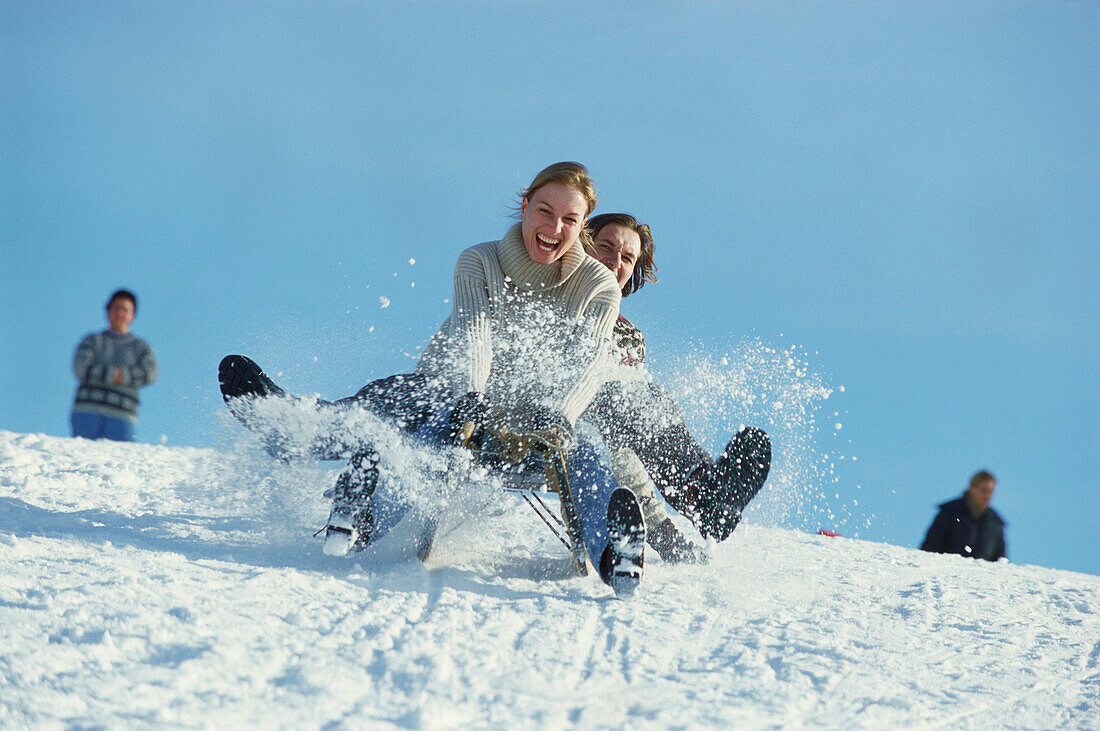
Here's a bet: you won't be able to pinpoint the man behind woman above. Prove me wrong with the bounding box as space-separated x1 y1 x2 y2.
581 213 771 562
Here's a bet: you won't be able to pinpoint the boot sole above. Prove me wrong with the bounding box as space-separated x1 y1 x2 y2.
218 354 284 401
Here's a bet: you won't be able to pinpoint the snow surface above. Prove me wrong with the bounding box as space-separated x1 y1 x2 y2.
1 429 1097 729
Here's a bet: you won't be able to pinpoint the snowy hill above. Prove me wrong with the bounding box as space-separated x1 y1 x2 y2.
1 430 1096 728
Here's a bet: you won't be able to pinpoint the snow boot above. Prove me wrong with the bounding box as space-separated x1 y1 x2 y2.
674 426 771 542
218 354 300 458
322 450 379 556
648 517 709 564
218 354 285 403
600 488 646 599
608 447 705 563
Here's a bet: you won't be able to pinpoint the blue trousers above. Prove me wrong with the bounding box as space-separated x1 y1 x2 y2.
71 412 136 442
375 408 619 565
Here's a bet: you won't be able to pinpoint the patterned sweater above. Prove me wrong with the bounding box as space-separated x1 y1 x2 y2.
72 330 158 421
416 223 621 424
611 315 646 367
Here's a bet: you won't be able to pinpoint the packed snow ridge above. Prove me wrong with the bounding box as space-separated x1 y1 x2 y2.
1 430 1097 728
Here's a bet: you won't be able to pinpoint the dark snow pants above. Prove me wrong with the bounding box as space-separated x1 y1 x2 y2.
584 380 710 502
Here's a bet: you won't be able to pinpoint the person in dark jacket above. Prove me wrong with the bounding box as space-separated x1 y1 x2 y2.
921 470 1006 562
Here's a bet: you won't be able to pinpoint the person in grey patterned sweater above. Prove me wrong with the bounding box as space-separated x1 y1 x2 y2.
583 214 771 562
71 289 158 441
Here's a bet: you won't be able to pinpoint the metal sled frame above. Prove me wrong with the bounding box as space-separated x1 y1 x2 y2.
452 420 593 577
503 450 591 577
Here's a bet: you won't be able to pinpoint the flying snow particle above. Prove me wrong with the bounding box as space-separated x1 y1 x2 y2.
835 423 843 430
379 296 390 309
409 258 416 265
410 282 415 288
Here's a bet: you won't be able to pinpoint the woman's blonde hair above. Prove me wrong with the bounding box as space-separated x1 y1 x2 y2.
519 161 598 217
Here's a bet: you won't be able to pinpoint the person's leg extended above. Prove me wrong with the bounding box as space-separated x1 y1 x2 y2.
220 355 451 460
588 381 708 496
588 379 771 541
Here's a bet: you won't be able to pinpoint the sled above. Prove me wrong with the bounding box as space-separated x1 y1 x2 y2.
421 415 594 577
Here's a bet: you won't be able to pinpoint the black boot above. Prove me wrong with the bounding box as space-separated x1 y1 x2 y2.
674 427 772 542
218 354 285 402
599 488 646 599
322 449 379 556
219 354 298 458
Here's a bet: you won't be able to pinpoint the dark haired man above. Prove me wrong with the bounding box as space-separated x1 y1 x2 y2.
71 289 158 441
921 470 1006 561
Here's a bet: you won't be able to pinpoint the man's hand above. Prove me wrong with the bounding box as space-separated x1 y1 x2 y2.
112 367 125 385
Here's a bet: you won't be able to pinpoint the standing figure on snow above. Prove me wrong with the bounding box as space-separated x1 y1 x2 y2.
220 162 648 596
580 213 771 563
920 469 1006 562
71 289 158 442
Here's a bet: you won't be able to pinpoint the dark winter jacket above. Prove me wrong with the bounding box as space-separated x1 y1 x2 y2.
920 497 1006 562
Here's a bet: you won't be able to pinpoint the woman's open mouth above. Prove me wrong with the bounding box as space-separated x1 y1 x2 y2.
536 234 561 254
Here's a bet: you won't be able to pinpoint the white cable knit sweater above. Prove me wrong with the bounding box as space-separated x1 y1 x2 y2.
416 223 621 424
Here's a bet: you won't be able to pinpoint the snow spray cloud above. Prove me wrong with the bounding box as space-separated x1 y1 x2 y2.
216 387 575 564
213 288 622 557
654 337 859 536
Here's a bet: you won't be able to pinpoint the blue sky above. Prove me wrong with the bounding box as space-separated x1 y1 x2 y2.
2 1 1096 575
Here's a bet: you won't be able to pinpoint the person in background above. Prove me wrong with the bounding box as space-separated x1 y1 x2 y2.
920 470 1006 562
71 289 158 442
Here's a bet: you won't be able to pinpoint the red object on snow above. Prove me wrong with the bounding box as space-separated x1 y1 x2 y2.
817 529 840 537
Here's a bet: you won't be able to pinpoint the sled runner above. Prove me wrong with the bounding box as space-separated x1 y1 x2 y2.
422 412 595 577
